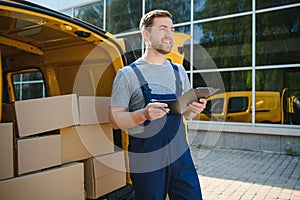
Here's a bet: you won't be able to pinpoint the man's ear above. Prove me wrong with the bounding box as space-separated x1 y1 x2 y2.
141 28 150 42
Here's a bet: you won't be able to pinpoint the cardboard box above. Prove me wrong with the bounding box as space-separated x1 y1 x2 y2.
14 94 80 137
0 123 14 180
84 151 126 199
0 163 84 200
78 96 110 125
61 123 114 164
17 134 62 175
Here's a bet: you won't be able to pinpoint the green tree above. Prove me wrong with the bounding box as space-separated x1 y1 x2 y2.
75 2 103 28
145 0 191 24
106 0 141 34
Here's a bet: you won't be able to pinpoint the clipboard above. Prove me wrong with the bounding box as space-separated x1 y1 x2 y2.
168 87 219 114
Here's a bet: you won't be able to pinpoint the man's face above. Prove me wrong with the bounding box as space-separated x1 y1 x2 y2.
147 17 174 54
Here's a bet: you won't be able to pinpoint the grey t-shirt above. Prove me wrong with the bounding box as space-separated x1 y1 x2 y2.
110 59 190 134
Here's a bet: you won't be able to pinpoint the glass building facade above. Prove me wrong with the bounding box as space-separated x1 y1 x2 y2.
60 0 300 127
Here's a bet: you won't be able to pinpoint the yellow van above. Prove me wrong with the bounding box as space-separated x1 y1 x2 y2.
0 0 190 200
0 0 134 198
199 91 282 123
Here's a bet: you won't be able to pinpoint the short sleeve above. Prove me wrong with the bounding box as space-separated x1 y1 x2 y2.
178 64 191 93
110 69 131 108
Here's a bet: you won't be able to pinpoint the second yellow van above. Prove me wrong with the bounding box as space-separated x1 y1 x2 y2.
199 91 281 123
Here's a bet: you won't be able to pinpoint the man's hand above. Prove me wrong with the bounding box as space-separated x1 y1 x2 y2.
109 102 170 130
143 102 170 121
185 98 207 119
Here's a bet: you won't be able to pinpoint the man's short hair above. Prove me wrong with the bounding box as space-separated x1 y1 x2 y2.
139 10 172 30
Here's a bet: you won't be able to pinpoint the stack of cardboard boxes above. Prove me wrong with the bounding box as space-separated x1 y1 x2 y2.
0 94 126 199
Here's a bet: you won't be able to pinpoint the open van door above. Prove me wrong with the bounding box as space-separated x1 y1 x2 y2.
0 49 2 122
0 1 137 199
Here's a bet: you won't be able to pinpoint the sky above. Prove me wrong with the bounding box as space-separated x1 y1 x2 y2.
26 0 91 10
27 0 58 9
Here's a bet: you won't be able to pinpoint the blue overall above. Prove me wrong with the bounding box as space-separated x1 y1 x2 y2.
128 63 202 200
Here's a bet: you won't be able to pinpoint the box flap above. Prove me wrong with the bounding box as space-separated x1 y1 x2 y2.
61 123 114 163
78 96 110 124
84 151 126 199
92 151 125 178
92 171 126 198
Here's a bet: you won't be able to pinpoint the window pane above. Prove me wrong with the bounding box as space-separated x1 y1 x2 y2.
198 71 252 123
191 72 227 91
222 71 252 91
254 91 282 123
62 9 72 16
193 15 252 69
74 2 103 28
191 71 252 93
256 0 300 9
195 69 251 123
20 83 44 100
13 71 45 101
207 98 224 114
194 0 251 20
106 0 141 34
13 75 20 82
256 7 300 65
175 25 191 35
117 33 142 61
256 67 300 125
184 42 218 71
145 0 191 24
198 68 300 124
174 26 191 70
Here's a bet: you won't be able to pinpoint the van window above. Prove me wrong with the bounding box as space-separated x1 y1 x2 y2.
206 98 224 114
13 71 46 101
228 97 248 113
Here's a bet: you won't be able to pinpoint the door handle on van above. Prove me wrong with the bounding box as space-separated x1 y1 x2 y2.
227 116 233 120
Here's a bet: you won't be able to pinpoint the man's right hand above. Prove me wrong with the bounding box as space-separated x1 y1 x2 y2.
143 102 170 121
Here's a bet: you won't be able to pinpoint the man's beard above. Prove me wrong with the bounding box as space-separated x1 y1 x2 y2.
155 43 172 54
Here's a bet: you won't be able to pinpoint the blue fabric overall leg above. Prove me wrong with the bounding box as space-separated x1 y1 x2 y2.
128 63 202 200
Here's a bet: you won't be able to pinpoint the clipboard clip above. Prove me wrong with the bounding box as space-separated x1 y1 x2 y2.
150 98 176 103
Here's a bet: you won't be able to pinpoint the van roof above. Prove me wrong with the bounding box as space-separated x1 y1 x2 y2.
0 0 125 70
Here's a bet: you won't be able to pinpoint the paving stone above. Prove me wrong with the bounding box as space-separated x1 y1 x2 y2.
191 146 300 199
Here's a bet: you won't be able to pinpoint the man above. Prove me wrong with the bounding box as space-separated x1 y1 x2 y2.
109 10 206 200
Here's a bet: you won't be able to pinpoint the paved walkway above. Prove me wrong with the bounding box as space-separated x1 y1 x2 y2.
190 146 300 200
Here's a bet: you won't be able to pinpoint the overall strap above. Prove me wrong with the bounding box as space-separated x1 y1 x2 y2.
130 63 152 105
170 62 183 97
130 62 183 102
